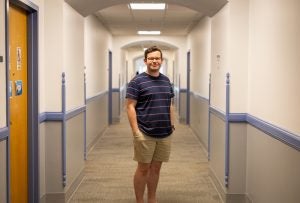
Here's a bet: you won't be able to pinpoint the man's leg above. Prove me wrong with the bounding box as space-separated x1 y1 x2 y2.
147 161 162 203
134 162 151 203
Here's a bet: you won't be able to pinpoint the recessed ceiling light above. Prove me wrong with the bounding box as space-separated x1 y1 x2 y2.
137 31 161 35
129 3 166 10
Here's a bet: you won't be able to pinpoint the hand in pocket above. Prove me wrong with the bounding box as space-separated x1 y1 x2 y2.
133 131 145 141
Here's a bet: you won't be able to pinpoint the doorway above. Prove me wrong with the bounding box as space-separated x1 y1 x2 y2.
7 0 39 202
186 51 190 125
108 50 112 124
9 4 28 202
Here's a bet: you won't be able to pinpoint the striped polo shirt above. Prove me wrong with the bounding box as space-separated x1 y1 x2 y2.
126 72 174 138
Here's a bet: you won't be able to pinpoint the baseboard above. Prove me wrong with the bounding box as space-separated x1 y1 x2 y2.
65 169 85 201
87 127 108 154
40 195 46 203
112 117 120 124
209 167 252 203
226 194 252 203
40 168 85 203
190 126 208 157
209 167 226 202
41 193 65 203
179 118 186 124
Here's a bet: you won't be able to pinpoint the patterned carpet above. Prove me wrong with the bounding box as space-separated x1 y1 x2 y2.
69 112 222 203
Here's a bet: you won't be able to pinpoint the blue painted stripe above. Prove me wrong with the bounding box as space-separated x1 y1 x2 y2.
39 106 86 123
228 113 247 122
209 109 300 151
65 106 86 120
0 127 9 141
86 91 107 103
190 91 209 102
112 88 120 92
39 112 63 122
247 114 300 151
209 106 226 121
39 112 47 123
179 88 187 93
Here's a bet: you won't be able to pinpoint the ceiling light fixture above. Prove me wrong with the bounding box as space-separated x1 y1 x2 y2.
129 3 166 10
138 31 161 35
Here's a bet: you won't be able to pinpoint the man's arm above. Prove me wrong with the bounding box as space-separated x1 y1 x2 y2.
126 98 139 133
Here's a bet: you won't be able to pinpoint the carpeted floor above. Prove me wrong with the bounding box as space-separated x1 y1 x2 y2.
69 111 222 203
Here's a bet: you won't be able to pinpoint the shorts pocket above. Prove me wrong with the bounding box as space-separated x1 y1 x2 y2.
133 130 145 141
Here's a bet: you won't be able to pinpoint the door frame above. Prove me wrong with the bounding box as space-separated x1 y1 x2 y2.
5 0 39 202
186 51 190 125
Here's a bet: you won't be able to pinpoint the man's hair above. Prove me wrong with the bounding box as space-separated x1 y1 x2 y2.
144 46 163 60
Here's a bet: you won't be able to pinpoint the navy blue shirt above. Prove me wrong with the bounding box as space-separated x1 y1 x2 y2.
126 72 174 138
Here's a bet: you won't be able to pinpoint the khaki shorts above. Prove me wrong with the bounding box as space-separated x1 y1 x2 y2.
133 131 172 163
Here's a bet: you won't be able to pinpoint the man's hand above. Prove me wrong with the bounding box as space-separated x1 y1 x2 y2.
126 98 139 133
133 130 145 141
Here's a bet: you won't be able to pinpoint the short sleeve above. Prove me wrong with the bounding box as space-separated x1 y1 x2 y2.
126 79 139 100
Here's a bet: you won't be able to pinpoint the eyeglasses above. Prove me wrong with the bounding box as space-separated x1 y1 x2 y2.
147 57 162 61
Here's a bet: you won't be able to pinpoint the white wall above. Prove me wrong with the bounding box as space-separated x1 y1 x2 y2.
210 4 229 112
84 15 112 97
187 16 211 98
163 50 176 81
28 0 46 113
119 49 127 88
63 3 84 110
228 0 249 113
210 0 249 113
124 49 142 81
248 0 300 135
44 0 63 111
45 0 85 112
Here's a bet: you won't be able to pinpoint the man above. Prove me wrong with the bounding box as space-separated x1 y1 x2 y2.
126 46 175 203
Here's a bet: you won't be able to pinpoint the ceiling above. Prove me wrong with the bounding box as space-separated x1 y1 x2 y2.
94 4 204 36
65 0 227 50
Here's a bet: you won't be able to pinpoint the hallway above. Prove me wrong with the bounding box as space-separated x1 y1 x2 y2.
69 111 222 203
1 0 300 202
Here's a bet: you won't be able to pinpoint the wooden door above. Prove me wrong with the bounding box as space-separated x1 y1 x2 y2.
9 4 28 203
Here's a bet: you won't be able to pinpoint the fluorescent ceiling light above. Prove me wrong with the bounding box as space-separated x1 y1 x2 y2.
138 31 161 35
130 3 166 10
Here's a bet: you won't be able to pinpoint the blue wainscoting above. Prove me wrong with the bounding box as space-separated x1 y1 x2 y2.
227 113 300 151
191 73 300 192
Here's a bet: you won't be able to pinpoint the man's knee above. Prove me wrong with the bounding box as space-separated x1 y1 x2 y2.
150 161 162 174
137 163 151 176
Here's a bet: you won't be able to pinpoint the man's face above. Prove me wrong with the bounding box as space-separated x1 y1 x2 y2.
144 51 163 72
